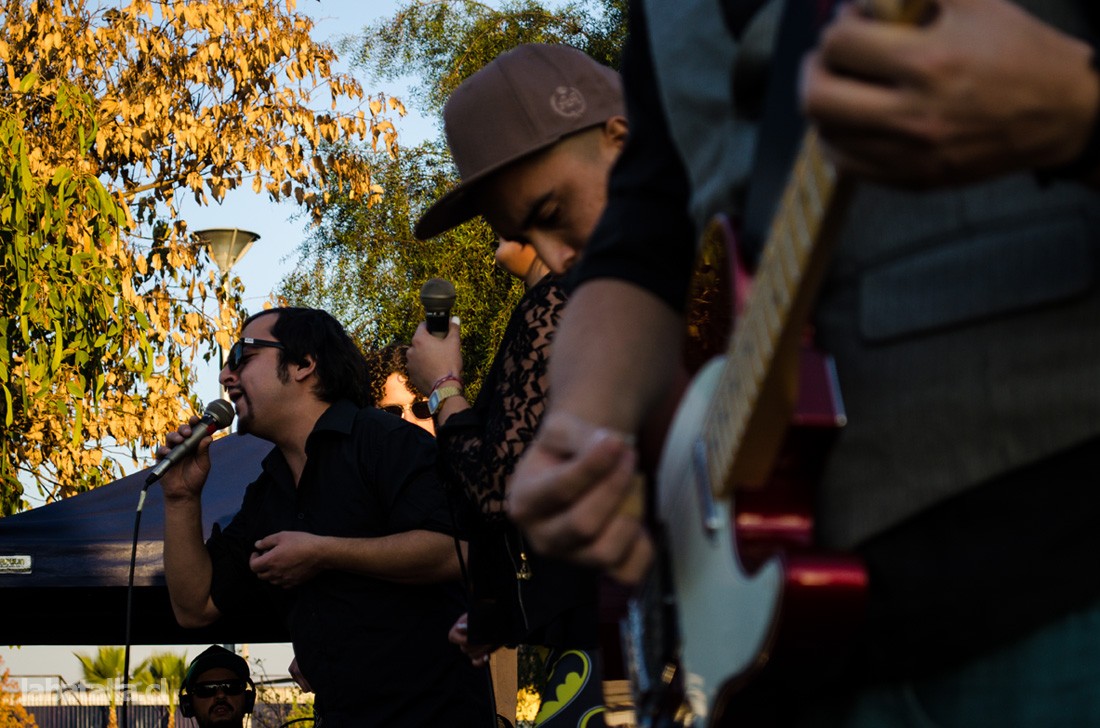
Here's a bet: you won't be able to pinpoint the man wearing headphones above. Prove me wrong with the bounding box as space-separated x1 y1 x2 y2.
178 646 255 728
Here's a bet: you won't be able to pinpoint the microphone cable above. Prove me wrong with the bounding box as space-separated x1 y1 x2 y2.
441 467 505 728
120 476 150 728
120 400 234 728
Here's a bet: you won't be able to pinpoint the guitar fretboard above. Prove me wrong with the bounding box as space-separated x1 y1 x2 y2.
701 130 845 496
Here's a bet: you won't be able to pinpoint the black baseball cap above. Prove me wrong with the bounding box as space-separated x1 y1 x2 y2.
184 645 250 687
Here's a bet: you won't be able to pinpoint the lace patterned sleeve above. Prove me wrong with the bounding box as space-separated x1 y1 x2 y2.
436 276 568 521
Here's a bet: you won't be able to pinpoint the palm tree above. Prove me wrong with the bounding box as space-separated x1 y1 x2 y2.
74 647 146 728
132 652 188 728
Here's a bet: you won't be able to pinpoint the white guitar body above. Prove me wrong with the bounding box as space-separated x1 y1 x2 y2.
628 4 932 722
655 356 784 725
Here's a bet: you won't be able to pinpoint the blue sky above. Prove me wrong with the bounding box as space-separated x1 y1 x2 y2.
184 0 439 404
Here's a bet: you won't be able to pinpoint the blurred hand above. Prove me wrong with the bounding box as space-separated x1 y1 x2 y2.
801 0 1098 186
407 318 464 395
448 613 493 668
249 531 325 588
508 411 653 584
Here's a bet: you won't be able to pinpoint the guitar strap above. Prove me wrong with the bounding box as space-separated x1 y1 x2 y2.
737 0 836 268
1086 1 1100 37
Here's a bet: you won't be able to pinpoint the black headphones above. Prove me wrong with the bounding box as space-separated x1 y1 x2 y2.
179 646 257 719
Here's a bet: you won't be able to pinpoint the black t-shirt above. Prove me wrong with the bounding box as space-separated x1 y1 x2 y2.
568 0 696 310
206 400 490 726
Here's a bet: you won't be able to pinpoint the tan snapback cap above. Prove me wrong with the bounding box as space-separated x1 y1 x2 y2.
414 43 623 240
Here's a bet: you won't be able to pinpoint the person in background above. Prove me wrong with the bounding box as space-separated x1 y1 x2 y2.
159 307 490 726
372 343 435 436
492 236 550 289
407 43 628 727
178 645 254 728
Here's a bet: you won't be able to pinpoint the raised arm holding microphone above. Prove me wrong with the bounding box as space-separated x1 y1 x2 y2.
157 306 490 727
406 43 628 726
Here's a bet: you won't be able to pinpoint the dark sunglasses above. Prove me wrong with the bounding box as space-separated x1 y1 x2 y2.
381 400 431 420
192 679 247 698
227 337 285 371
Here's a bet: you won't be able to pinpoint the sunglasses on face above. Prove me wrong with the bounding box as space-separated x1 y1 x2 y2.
226 338 285 371
192 680 247 698
381 400 431 420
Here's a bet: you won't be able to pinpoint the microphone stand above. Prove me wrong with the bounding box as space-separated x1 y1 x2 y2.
121 482 151 728
120 401 233 728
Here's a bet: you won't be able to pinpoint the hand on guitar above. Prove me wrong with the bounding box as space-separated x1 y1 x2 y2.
507 411 654 584
801 0 1100 187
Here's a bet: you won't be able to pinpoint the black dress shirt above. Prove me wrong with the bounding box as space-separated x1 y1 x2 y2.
206 400 490 726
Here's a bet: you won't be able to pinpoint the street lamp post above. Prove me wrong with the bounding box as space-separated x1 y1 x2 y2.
195 227 260 273
194 229 260 662
194 229 261 400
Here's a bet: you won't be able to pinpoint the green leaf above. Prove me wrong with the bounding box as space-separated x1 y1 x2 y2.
18 72 38 93
51 167 73 188
1 384 11 427
51 323 63 370
72 399 83 447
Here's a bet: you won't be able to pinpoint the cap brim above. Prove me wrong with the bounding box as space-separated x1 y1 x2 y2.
414 130 575 240
413 183 477 240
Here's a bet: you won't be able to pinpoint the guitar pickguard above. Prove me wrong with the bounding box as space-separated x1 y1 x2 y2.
655 357 784 724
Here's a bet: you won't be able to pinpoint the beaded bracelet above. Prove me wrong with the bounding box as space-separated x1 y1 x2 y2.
431 373 463 392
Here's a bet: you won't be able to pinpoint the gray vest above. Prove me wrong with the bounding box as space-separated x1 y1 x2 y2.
643 0 1100 548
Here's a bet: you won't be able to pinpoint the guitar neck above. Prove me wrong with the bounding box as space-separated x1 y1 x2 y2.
703 130 852 498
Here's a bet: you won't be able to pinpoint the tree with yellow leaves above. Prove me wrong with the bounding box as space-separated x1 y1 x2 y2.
0 656 37 728
0 0 402 513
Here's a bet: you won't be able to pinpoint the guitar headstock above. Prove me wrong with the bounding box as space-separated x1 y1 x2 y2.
855 0 936 24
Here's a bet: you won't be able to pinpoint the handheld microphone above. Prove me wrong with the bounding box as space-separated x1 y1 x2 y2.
145 399 235 485
420 278 456 339
127 403 233 728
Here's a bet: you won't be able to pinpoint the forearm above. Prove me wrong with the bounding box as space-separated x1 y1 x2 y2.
1055 50 1100 189
1034 33 1100 188
549 279 683 433
162 496 220 627
802 0 1100 188
317 530 463 584
433 394 470 428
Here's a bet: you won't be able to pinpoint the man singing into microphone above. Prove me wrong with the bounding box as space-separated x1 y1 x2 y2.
157 307 490 726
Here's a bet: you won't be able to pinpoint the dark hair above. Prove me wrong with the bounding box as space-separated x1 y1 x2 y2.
243 307 372 407
368 343 425 402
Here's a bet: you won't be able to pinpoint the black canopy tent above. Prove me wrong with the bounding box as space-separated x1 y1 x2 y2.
0 434 289 645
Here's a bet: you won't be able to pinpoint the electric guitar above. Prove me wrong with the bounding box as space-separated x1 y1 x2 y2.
623 1 932 725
